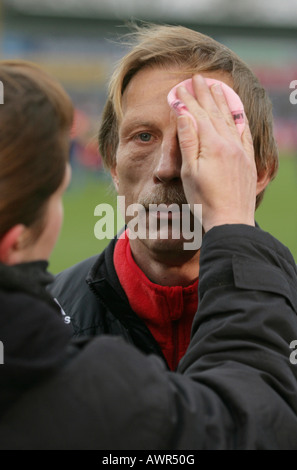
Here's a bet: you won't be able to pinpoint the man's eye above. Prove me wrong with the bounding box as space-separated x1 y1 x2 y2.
137 133 152 142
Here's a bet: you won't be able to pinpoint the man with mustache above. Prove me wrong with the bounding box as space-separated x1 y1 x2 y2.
50 25 276 371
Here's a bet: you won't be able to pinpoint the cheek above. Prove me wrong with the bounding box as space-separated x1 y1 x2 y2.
54 202 64 239
116 145 157 192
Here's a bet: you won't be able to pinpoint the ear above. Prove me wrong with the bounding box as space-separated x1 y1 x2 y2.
0 225 26 266
256 166 271 196
110 165 119 192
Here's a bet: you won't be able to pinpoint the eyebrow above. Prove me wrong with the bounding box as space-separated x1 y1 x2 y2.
120 119 160 137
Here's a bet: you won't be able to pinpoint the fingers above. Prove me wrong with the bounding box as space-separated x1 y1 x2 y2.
177 115 199 170
241 114 256 162
192 75 228 133
176 75 256 171
176 75 241 140
209 83 240 138
177 84 218 140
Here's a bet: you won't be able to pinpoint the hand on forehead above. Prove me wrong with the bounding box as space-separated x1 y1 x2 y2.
167 77 245 135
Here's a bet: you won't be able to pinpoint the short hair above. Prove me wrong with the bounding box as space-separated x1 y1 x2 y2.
99 24 279 208
0 61 74 241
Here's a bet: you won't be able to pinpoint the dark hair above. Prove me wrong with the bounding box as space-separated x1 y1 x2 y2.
0 61 74 241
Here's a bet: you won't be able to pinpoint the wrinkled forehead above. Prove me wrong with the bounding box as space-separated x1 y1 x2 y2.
121 68 187 119
120 65 233 123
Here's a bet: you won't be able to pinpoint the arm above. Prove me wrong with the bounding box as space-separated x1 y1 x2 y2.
174 224 297 449
166 75 297 449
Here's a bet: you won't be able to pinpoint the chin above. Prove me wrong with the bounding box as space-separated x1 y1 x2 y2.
142 236 190 254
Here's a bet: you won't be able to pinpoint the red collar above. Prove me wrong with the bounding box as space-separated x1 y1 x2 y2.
114 230 198 370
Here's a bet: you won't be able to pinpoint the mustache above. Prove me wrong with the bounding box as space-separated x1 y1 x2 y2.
138 184 188 210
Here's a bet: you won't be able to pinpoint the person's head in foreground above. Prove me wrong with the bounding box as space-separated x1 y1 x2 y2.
99 24 278 281
0 61 73 266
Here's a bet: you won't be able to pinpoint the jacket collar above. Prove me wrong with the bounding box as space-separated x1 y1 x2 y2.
87 235 128 301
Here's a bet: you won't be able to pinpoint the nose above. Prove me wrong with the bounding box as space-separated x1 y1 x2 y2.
154 130 182 184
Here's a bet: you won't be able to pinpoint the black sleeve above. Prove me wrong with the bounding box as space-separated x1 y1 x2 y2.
174 225 297 449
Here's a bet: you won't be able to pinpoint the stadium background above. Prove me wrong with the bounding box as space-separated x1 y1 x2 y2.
1 0 297 273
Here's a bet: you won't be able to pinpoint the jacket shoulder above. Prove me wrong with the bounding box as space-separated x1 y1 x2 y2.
0 290 67 333
49 255 101 331
48 238 121 336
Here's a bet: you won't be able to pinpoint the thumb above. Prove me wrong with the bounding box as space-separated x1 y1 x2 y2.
177 115 199 170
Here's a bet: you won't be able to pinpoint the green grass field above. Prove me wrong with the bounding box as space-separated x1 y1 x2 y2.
49 156 297 274
256 156 297 259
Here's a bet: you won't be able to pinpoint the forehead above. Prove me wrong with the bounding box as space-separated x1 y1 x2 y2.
122 67 189 115
121 66 233 123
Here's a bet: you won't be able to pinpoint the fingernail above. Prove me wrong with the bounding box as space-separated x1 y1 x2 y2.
177 115 189 130
171 99 188 114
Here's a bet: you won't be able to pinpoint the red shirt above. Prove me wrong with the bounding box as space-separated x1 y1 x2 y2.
114 230 199 370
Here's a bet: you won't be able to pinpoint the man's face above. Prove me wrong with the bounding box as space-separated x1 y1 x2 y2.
113 66 233 255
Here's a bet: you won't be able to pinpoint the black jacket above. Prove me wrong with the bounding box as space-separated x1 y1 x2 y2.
1 225 297 449
50 234 169 366
0 262 72 419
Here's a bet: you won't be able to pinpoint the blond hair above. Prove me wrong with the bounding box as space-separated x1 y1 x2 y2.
99 24 278 208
